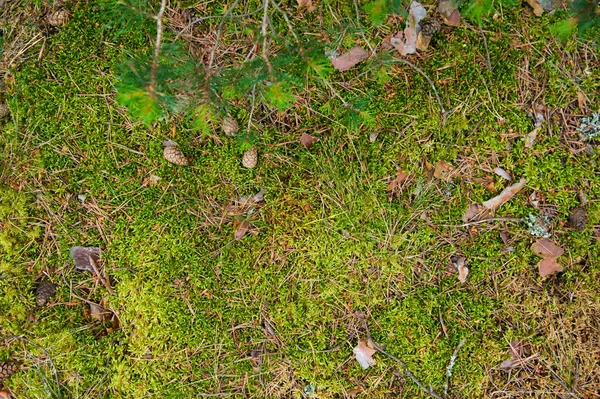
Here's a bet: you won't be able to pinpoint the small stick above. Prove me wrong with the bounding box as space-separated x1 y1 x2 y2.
444 338 467 396
479 23 492 71
390 59 447 123
361 318 444 399
438 217 523 228
89 255 115 296
2 335 60 389
150 0 168 91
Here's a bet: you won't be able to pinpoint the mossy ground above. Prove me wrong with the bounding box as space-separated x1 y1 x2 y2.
1 1 599 398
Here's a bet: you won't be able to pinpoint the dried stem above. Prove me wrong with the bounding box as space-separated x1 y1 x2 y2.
207 0 241 71
150 0 168 91
388 58 447 123
89 255 115 295
444 338 467 396
261 0 273 74
361 318 445 399
438 217 523 228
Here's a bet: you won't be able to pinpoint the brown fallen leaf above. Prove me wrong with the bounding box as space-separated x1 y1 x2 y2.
89 303 111 322
300 133 319 148
391 1 427 55
526 0 544 16
437 0 460 26
481 178 526 211
538 257 563 277
531 238 564 259
331 46 369 72
69 246 101 273
387 169 409 193
462 203 483 223
297 0 316 12
234 220 252 240
451 255 469 283
347 386 364 397
0 390 9 399
353 340 377 369
433 160 454 181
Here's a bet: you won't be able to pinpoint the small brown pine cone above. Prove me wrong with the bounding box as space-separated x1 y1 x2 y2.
420 17 442 36
0 103 9 119
242 147 258 169
163 143 189 166
569 207 587 231
47 8 69 27
36 281 56 307
0 361 20 380
222 116 239 136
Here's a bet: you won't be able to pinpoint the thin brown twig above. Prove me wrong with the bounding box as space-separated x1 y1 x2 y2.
150 0 168 91
388 58 447 123
361 318 445 399
438 217 523 228
444 338 467 396
89 255 115 296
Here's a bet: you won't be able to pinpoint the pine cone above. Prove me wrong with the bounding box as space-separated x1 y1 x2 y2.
242 147 258 169
0 103 8 119
569 207 587 231
163 141 189 166
0 361 20 380
222 116 239 136
47 8 69 27
419 17 442 37
36 281 56 307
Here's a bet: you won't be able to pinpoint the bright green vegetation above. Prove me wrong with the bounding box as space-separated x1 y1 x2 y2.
1 1 599 398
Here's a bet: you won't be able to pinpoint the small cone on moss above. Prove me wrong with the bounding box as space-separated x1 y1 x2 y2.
47 8 69 27
0 103 9 119
163 140 189 166
569 207 587 231
36 281 56 307
242 147 258 169
222 116 239 136
0 361 20 380
416 17 441 51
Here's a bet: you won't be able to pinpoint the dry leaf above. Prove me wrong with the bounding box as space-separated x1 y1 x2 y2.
524 126 540 149
458 265 469 282
577 90 587 109
462 203 482 223
437 0 460 26
391 1 427 56
526 0 544 16
387 169 409 193
0 391 9 399
347 386 364 397
494 167 512 181
300 133 319 148
353 341 377 369
531 238 564 258
538 257 563 277
70 246 101 272
89 303 111 321
433 160 453 181
481 178 526 211
331 46 369 71
297 0 316 12
234 221 251 240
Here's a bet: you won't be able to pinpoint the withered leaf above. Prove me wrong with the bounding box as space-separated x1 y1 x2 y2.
437 0 460 26
70 246 101 272
462 203 483 223
89 303 111 322
481 178 526 211
387 169 409 193
331 46 369 71
526 0 544 16
300 133 319 148
433 160 454 181
538 257 563 277
353 340 377 369
494 167 512 181
458 265 469 283
234 221 251 240
531 238 564 259
391 1 426 55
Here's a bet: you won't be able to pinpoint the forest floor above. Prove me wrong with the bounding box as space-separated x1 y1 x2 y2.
0 0 599 398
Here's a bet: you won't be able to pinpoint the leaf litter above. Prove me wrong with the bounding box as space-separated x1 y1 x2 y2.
353 340 377 369
331 46 369 71
390 1 427 56
70 246 102 273
531 238 565 277
300 133 319 148
481 178 527 211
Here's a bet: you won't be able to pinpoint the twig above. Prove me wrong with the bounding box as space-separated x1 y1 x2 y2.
89 255 115 296
438 217 523 228
150 0 168 91
207 0 241 71
542 360 581 399
361 319 444 399
444 338 467 396
260 0 273 74
247 85 256 132
479 22 492 71
352 0 374 52
388 58 447 123
295 344 341 353
2 335 60 389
